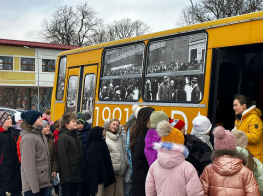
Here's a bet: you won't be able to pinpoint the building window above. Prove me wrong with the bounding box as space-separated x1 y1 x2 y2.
0 56 13 70
21 58 35 71
42 59 55 72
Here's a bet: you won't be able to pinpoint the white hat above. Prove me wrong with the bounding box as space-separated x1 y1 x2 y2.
191 114 212 134
14 112 22 122
132 105 142 119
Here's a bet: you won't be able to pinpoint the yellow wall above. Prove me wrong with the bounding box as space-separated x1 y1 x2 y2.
14 57 20 71
0 45 35 56
0 72 35 84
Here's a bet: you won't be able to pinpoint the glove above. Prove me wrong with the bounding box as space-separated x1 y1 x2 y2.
34 192 41 196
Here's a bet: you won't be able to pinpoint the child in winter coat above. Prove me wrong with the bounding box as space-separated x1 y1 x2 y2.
232 130 263 195
144 111 169 166
20 110 53 196
0 111 22 196
145 120 204 196
76 112 91 149
185 114 213 176
103 118 128 196
200 126 260 195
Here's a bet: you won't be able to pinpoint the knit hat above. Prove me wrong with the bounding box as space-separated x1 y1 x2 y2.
169 119 185 130
0 111 11 127
132 105 142 119
77 112 86 125
156 120 185 144
42 119 50 128
150 111 169 129
232 130 248 149
191 114 212 135
213 126 236 150
21 110 42 125
14 112 22 122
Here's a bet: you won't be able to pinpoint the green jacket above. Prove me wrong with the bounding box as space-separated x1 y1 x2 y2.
236 146 263 196
57 126 83 185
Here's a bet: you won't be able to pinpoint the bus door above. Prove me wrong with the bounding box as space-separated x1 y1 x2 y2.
79 65 98 126
210 43 263 130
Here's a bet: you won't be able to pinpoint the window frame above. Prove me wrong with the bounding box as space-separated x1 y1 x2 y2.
99 42 145 102
42 59 56 72
21 57 35 71
0 56 13 70
56 56 67 101
142 31 208 103
65 75 79 113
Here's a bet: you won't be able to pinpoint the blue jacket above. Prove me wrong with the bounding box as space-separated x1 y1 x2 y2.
78 123 91 149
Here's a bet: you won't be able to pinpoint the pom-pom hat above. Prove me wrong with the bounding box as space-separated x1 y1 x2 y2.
150 111 169 129
213 126 236 150
169 119 185 130
156 120 184 144
191 114 212 135
0 111 11 127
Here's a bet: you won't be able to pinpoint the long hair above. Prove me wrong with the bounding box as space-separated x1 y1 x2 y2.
246 148 257 172
130 107 155 149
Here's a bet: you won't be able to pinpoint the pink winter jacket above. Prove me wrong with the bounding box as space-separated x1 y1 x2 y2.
145 142 204 196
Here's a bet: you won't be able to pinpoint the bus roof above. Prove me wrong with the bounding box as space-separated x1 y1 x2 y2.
58 11 263 57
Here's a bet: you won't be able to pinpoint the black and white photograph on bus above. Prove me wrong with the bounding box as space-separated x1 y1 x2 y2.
103 43 144 77
66 76 78 112
99 78 142 100
147 33 207 74
144 74 204 102
82 74 96 124
56 57 67 100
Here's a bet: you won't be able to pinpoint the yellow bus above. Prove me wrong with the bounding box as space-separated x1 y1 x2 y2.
51 11 263 132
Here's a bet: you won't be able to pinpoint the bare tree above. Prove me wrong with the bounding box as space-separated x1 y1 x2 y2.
91 18 151 44
39 3 103 46
177 0 263 27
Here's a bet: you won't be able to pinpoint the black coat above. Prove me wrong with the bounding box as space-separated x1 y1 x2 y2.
131 127 149 196
57 126 83 185
78 123 91 149
175 85 187 101
0 127 22 193
191 85 201 101
185 134 212 176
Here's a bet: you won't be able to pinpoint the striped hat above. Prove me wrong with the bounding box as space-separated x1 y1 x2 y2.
0 111 11 127
21 110 42 125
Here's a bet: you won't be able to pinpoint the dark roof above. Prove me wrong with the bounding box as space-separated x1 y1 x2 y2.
0 38 80 50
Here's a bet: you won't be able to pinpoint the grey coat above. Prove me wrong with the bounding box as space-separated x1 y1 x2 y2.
20 122 53 194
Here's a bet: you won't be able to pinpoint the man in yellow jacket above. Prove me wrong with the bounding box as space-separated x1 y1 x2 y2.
234 95 263 163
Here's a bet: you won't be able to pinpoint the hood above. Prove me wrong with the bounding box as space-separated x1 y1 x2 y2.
103 120 121 134
127 113 136 130
242 105 262 119
212 150 247 176
154 142 189 169
20 122 42 137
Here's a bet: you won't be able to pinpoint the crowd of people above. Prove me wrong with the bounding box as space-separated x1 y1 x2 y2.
0 94 263 196
103 66 142 77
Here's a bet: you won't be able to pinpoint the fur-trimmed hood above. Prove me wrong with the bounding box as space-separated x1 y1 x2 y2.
103 120 121 134
153 142 189 169
212 150 247 176
20 121 42 137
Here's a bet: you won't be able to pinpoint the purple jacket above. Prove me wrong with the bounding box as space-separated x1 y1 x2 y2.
144 128 161 166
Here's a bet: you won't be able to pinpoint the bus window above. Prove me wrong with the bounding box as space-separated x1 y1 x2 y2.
82 74 96 125
144 33 206 102
66 75 78 113
99 43 144 101
56 57 67 101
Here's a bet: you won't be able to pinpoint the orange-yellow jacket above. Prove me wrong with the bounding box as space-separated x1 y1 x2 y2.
235 106 263 163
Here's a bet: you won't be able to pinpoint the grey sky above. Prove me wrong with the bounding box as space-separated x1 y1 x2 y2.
0 0 191 42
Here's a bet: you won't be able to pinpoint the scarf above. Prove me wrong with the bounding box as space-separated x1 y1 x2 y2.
82 126 115 196
192 132 214 151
